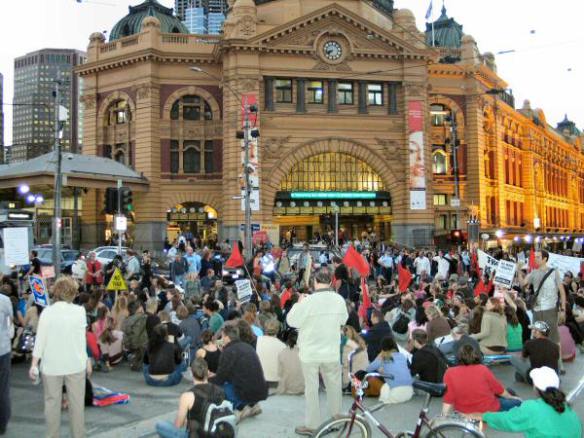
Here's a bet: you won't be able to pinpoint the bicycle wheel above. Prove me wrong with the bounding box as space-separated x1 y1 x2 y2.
424 422 484 438
312 415 372 438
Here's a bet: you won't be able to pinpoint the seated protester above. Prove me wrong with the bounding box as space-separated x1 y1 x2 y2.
145 298 161 340
143 324 187 387
470 297 508 354
341 326 370 390
476 367 582 438
256 319 286 384
86 317 102 368
200 269 218 292
277 331 305 395
183 272 201 300
123 300 148 371
155 358 233 438
506 305 524 353
210 323 268 422
425 305 451 343
438 324 483 363
362 310 393 361
409 329 448 383
442 344 521 415
159 311 186 349
177 303 202 362
98 316 124 370
203 300 224 335
511 321 560 383
242 303 264 338
365 337 414 405
196 330 221 374
559 325 576 362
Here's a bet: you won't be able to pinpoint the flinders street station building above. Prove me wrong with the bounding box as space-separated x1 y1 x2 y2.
5 0 583 252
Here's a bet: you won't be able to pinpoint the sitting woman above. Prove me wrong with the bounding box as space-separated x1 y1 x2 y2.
276 331 305 395
341 326 370 390
442 344 521 415
365 337 414 405
143 324 187 387
98 316 124 370
470 297 508 354
475 366 582 437
195 330 221 375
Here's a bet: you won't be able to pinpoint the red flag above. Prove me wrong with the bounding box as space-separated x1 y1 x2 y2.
343 246 370 277
398 263 412 293
528 249 537 272
225 244 244 268
580 261 584 279
358 277 371 321
471 251 479 275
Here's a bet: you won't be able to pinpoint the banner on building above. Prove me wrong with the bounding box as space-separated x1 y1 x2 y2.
408 101 426 210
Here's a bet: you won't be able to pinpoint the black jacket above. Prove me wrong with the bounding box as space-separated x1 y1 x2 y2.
363 321 392 361
409 345 446 383
210 340 268 404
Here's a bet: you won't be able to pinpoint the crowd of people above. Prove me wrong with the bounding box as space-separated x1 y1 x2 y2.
0 236 583 437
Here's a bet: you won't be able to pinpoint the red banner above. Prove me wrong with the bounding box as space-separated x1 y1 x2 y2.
241 93 258 127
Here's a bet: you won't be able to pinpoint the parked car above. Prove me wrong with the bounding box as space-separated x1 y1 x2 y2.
34 247 80 274
92 246 129 265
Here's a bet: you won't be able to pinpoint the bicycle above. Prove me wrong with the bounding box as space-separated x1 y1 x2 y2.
312 372 484 438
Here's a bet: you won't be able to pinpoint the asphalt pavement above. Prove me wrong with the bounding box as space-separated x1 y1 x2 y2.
6 353 584 437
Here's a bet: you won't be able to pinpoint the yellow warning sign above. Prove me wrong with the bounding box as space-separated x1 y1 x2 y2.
106 268 128 291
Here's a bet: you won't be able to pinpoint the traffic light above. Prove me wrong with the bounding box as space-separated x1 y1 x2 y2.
104 188 117 214
450 229 465 245
121 188 133 213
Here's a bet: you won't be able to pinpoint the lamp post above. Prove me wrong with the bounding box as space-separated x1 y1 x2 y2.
189 66 257 261
52 81 65 278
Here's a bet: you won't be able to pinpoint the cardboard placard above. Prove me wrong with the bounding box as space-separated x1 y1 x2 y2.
106 268 128 291
235 279 252 303
2 227 29 266
29 275 49 307
493 259 517 288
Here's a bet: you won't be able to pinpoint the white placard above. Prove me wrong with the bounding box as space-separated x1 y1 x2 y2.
493 259 517 288
477 250 499 277
115 216 127 232
2 227 29 266
548 252 584 277
235 279 253 303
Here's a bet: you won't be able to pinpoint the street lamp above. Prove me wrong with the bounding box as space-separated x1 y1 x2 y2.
495 229 504 239
189 66 258 261
18 184 30 195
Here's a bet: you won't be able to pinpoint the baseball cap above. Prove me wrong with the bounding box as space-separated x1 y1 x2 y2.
529 320 550 334
529 366 560 391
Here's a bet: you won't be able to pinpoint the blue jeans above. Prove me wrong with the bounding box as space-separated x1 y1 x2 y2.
223 382 249 411
155 420 187 438
498 396 522 411
173 274 185 287
144 362 187 387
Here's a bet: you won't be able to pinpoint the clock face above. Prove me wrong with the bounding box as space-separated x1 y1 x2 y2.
323 41 343 61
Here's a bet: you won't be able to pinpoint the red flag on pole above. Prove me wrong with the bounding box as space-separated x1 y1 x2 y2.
528 249 537 273
225 244 244 268
342 246 370 277
398 263 412 293
358 277 371 320
471 251 479 275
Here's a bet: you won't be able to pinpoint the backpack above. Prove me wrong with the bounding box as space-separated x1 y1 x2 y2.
123 314 147 350
189 385 236 438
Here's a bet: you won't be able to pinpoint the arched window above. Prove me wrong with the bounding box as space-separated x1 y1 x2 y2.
168 94 218 175
170 95 213 121
106 100 131 126
433 150 447 174
171 27 180 33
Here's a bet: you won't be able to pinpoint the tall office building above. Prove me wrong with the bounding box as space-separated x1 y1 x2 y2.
11 48 86 163
179 0 227 35
0 73 4 163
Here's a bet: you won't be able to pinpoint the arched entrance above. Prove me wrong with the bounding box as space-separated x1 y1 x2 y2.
166 202 218 244
274 152 392 243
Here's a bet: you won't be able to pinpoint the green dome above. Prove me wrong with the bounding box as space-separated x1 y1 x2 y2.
425 5 463 49
110 0 189 41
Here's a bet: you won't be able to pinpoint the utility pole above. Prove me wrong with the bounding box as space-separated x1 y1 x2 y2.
117 179 123 255
52 81 63 278
243 95 253 261
450 110 461 230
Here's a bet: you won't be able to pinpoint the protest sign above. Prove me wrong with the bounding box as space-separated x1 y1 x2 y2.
548 252 584 277
493 259 517 288
477 250 499 277
29 275 49 307
106 268 127 291
235 279 253 303
2 227 29 266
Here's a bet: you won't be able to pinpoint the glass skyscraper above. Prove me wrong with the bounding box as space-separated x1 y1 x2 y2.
177 0 227 35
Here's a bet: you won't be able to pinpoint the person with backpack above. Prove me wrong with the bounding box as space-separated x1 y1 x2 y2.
155 358 235 438
122 300 148 371
408 329 448 383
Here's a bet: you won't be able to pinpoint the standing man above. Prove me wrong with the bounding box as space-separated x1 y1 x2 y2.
297 244 312 288
184 246 201 277
0 288 13 435
413 252 431 281
29 276 90 438
26 250 41 278
379 250 394 283
84 252 103 292
520 250 566 355
125 249 141 282
287 268 349 436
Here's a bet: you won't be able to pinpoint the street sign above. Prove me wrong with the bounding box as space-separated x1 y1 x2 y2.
450 198 461 207
106 268 128 291
240 223 260 232
115 215 127 232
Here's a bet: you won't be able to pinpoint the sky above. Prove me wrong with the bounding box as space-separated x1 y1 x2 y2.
0 0 582 146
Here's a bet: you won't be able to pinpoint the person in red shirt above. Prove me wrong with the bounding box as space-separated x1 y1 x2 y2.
280 281 294 309
85 252 103 291
442 344 521 415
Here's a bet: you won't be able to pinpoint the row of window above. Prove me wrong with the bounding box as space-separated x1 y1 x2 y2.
503 148 523 187
505 200 525 227
273 79 385 106
544 164 568 198
545 206 569 229
435 213 458 230
169 140 216 174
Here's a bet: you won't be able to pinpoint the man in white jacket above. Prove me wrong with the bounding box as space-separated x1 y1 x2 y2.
287 268 348 436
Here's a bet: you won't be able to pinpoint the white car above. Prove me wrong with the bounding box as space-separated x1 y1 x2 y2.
91 246 128 265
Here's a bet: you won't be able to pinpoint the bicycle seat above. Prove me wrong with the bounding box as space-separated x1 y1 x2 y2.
413 380 446 397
